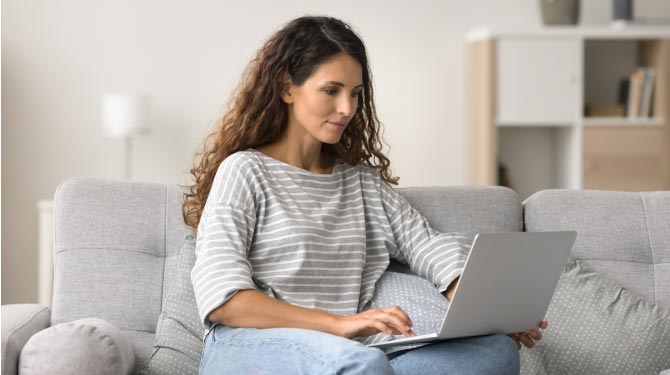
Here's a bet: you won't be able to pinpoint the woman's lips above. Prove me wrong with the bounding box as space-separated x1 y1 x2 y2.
328 121 345 128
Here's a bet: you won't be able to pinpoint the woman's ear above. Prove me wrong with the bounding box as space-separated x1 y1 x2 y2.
280 73 294 104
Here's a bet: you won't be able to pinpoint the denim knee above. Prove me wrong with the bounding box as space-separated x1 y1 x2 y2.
201 326 394 375
337 344 394 374
486 334 520 374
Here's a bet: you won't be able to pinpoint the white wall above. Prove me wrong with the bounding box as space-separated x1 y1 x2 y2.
2 0 667 303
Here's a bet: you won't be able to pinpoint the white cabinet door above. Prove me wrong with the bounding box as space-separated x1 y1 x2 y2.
496 38 580 125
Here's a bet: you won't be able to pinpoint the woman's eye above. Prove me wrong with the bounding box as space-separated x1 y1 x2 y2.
324 88 361 98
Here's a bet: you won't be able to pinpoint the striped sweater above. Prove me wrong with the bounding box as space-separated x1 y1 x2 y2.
191 148 471 340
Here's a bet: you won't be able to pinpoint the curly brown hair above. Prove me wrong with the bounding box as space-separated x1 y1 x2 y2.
182 16 398 230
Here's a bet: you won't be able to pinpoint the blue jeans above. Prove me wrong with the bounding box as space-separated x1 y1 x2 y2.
199 325 520 374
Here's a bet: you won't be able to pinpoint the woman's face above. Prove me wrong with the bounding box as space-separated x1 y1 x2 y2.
282 53 363 145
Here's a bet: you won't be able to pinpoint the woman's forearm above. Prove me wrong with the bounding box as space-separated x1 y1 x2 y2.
208 289 340 335
442 277 460 301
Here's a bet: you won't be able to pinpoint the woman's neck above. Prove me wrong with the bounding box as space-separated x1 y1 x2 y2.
256 139 334 174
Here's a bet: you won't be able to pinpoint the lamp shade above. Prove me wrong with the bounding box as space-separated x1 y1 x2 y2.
101 94 150 138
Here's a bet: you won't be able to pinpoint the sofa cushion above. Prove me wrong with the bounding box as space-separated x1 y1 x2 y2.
144 235 202 375
520 260 670 375
19 318 134 375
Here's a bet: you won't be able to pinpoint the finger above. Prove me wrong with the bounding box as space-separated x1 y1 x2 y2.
368 312 411 337
507 334 521 350
380 315 415 337
359 310 406 335
518 333 535 348
369 319 396 336
385 306 413 328
384 306 414 328
539 320 548 329
378 309 415 336
529 329 543 341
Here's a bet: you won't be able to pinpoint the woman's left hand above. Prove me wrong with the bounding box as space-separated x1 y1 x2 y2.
508 319 548 349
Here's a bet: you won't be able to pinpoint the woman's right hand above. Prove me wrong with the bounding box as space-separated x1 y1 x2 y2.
331 306 416 339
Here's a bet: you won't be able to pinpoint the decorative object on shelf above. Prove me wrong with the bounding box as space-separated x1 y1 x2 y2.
539 0 580 25
101 94 151 180
612 0 633 26
497 162 513 190
611 0 670 28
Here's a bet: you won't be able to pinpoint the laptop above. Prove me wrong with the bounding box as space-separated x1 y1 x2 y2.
368 231 576 349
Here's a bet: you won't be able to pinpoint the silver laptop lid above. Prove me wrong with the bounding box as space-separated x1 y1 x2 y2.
438 231 576 339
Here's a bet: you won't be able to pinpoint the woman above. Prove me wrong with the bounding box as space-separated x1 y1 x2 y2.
183 16 544 375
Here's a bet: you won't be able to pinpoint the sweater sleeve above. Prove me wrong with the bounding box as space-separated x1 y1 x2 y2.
190 154 258 329
379 181 472 293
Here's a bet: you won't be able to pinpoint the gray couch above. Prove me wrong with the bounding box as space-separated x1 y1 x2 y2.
2 177 669 374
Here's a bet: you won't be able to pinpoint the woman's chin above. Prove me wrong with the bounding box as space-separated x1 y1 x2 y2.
321 136 344 145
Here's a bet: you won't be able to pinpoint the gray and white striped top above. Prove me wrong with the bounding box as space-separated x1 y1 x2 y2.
191 149 471 338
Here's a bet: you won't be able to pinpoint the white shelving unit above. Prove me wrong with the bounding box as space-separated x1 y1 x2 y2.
37 199 54 307
467 26 670 200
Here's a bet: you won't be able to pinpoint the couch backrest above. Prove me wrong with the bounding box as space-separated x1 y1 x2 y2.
524 189 670 309
399 186 523 235
51 178 522 369
390 186 523 274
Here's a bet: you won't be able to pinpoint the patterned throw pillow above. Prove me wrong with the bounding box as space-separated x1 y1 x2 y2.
520 260 670 375
362 271 450 354
144 235 202 375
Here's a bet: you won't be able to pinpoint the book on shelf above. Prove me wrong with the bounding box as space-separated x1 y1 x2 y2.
617 77 629 111
639 68 655 118
627 68 644 119
626 67 655 119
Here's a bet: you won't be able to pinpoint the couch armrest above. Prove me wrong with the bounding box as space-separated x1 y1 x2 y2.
1 304 51 375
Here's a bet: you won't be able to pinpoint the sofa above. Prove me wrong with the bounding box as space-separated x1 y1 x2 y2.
2 177 669 374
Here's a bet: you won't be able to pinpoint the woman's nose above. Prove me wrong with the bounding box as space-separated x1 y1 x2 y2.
337 94 356 116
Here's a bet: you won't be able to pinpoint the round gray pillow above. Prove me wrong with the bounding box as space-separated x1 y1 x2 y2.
19 318 134 375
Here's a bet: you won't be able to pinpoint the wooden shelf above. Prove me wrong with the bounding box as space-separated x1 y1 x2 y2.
497 121 575 128
583 117 665 126
468 26 670 41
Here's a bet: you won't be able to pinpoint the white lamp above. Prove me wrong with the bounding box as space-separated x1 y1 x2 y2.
101 94 150 180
